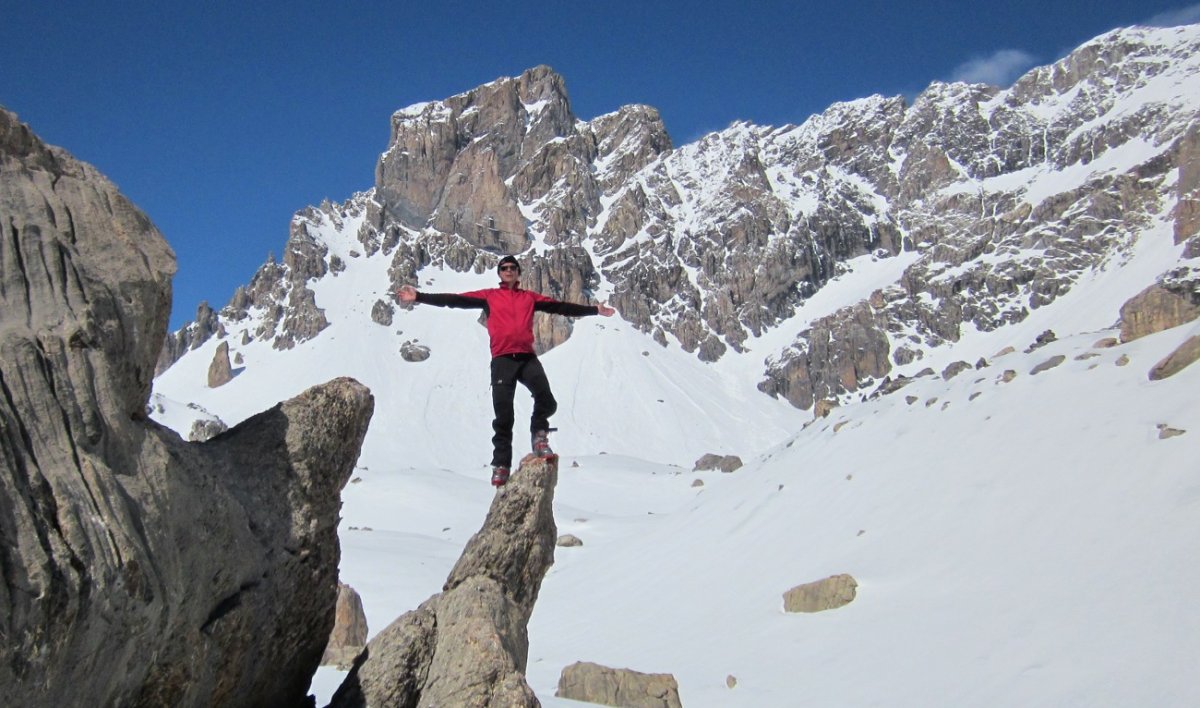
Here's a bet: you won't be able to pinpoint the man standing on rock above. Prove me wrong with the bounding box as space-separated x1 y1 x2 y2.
397 255 615 486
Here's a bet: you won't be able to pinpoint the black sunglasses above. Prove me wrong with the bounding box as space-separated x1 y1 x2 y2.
499 264 519 272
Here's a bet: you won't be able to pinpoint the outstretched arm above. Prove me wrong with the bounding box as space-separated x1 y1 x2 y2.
534 299 616 318
396 285 487 310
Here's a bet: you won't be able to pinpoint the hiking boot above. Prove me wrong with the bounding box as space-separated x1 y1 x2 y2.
532 430 554 458
491 466 510 487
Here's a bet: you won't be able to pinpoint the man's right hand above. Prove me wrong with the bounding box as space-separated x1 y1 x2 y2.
397 285 418 303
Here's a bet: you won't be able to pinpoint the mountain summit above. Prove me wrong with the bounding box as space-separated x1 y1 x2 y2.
160 25 1199 414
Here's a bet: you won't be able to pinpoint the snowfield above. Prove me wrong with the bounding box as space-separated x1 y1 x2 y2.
155 254 1200 706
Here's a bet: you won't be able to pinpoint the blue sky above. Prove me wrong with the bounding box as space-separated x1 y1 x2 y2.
3 1 1199 330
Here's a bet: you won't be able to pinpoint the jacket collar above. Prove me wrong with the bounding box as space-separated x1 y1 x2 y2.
499 280 521 291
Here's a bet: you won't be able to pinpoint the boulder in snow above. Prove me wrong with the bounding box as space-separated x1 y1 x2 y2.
783 574 858 613
693 453 743 473
1149 335 1200 380
555 661 683 708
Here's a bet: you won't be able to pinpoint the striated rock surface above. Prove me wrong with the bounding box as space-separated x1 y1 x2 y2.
330 455 559 708
555 661 683 708
0 107 375 707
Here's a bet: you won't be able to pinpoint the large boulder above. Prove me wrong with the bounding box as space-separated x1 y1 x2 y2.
208 340 233 387
330 455 559 708
0 107 375 706
555 662 683 708
1119 284 1200 342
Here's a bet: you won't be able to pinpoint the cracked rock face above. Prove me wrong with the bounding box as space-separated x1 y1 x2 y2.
330 455 559 708
0 108 375 707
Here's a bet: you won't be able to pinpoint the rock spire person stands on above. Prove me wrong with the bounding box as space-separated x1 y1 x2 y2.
397 255 614 485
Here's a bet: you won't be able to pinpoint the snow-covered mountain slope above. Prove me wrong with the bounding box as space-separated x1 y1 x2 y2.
292 305 1199 707
152 210 809 468
151 21 1200 708
521 319 1200 707
159 24 1200 417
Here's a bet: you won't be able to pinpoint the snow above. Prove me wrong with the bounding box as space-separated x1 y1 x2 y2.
294 314 1200 707
154 216 1200 708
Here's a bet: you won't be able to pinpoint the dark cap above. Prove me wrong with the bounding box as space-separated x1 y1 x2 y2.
497 255 521 274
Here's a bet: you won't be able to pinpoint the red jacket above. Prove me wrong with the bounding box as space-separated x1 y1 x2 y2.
416 281 598 357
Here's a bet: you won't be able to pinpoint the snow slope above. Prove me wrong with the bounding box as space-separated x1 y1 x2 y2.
154 226 1199 707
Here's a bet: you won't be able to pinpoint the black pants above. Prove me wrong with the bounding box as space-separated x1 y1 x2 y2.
490 353 557 468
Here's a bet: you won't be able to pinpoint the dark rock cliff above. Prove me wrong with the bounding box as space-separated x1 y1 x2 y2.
0 107 374 706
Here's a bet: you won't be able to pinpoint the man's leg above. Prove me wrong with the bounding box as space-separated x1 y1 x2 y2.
518 356 558 435
490 357 520 469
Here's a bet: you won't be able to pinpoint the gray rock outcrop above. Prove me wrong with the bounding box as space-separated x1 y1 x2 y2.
322 582 370 670
1174 127 1200 244
371 298 394 326
555 661 683 708
0 107 375 706
188 417 229 442
759 302 891 410
208 340 233 387
783 574 859 613
1119 283 1200 342
692 453 744 473
156 301 221 375
400 340 432 362
330 455 559 708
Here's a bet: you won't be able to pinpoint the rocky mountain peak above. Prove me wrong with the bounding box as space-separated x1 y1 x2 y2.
160 24 1200 411
374 65 578 247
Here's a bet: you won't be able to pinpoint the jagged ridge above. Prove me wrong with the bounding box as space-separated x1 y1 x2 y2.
161 25 1200 410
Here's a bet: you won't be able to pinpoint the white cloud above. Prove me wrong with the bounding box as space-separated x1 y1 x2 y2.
1143 3 1200 27
949 49 1038 87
